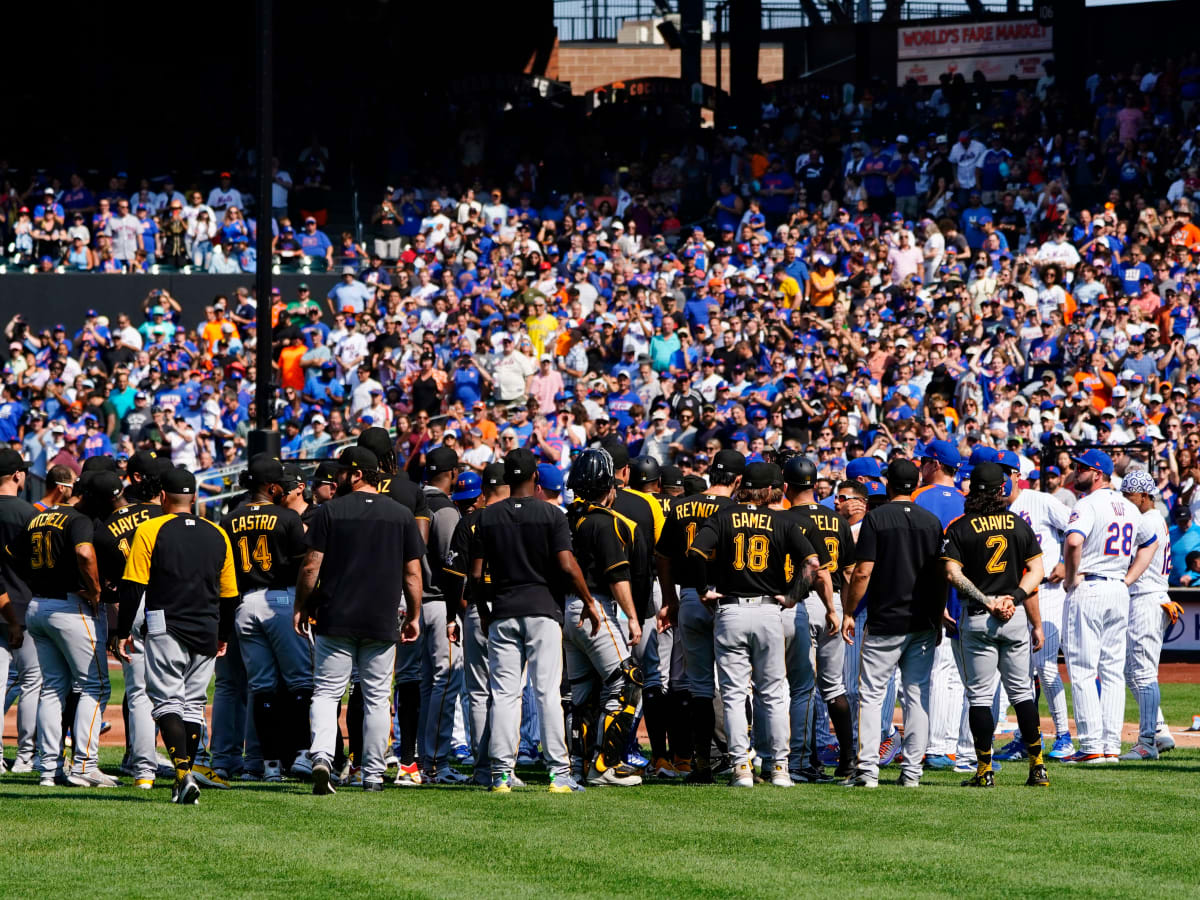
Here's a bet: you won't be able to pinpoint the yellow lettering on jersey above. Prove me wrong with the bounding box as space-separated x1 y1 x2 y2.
230 514 279 534
107 508 151 538
970 514 1015 534
674 500 720 521
730 512 772 531
29 511 69 531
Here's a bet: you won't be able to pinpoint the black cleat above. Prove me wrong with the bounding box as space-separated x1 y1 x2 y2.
1026 764 1050 787
961 770 995 788
312 759 337 795
363 780 384 792
684 766 715 785
173 772 200 805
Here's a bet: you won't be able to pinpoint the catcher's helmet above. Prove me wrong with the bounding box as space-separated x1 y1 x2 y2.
568 447 616 500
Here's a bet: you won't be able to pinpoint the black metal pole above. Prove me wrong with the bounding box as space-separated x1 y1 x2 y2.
249 0 279 460
714 4 722 131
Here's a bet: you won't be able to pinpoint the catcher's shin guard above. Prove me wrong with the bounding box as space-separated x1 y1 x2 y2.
596 659 643 771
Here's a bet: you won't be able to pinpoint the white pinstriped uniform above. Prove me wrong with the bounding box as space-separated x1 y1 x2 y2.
1125 507 1171 749
1064 489 1154 756
1010 488 1072 736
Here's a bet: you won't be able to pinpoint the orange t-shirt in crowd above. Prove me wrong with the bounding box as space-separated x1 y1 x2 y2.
1074 370 1116 412
808 268 837 307
279 344 306 390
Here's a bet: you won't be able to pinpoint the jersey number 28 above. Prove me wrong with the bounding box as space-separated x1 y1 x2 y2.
1103 522 1133 557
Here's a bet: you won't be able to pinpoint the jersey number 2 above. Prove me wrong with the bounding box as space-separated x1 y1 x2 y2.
985 535 1007 574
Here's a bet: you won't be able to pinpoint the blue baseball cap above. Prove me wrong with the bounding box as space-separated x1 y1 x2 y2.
866 481 887 497
997 449 1021 472
846 457 882 481
536 463 564 493
451 471 482 501
1044 465 1061 476
920 439 960 469
1071 448 1114 477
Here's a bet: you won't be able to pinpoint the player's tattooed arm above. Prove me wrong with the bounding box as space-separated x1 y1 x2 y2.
945 561 1013 619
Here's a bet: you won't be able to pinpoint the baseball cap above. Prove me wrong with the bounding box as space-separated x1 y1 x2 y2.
125 449 160 478
333 446 379 473
161 467 197 495
504 448 538 484
1071 448 1114 477
660 465 684 489
424 446 459 477
1120 470 1157 496
711 449 747 477
81 456 118 475
311 461 340 486
996 449 1021 472
81 470 124 501
920 439 960 469
357 427 394 460
603 440 630 470
886 458 919 493
1171 504 1192 522
743 462 778 490
482 462 506 488
0 448 30 476
451 471 483 501
846 457 882 481
536 463 564 493
246 453 285 485
969 462 1007 493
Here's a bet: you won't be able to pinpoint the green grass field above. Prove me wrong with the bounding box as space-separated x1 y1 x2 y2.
3 682 1197 898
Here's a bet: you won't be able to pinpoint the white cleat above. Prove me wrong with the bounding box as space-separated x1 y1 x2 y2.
68 769 121 788
587 764 643 787
769 766 793 788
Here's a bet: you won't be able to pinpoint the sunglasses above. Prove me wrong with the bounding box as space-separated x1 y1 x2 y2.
834 494 859 503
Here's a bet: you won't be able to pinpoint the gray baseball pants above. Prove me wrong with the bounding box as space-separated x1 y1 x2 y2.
487 615 570 782
714 600 789 772
121 601 158 780
420 600 463 770
145 630 215 724
462 604 493 780
26 596 109 776
854 629 935 783
310 634 395 784
0 621 41 768
962 607 1034 707
564 595 631 768
844 606 899 745
236 588 314 694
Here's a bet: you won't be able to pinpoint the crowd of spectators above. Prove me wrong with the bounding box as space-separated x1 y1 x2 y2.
4 57 1200 577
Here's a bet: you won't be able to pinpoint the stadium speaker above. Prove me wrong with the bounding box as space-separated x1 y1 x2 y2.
657 19 682 49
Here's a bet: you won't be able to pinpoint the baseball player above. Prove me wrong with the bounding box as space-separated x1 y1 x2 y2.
649 465 691 771
780 455 855 782
358 428 429 786
690 461 819 788
942 462 1049 788
0 448 38 774
993 458 1075 762
656 449 744 783
470 448 598 793
842 459 945 789
1062 449 1157 764
220 455 311 783
11 477 112 787
116 467 240 804
418 446 467 784
1118 470 1179 761
565 448 644 787
296 445 424 794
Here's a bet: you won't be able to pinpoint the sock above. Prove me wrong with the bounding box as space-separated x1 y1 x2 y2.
642 687 668 761
333 700 347 771
252 693 281 763
62 691 81 742
158 714 189 778
396 681 421 766
122 694 131 758
1013 698 1043 766
968 706 994 771
691 697 715 769
185 721 202 768
291 689 313 765
667 691 693 764
348 682 363 764
827 694 854 772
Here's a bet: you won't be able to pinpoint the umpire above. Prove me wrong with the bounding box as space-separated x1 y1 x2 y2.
942 462 1048 788
842 458 945 789
117 467 240 804
295 446 425 794
469 447 600 794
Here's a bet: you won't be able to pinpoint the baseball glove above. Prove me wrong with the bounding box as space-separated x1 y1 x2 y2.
1161 601 1185 626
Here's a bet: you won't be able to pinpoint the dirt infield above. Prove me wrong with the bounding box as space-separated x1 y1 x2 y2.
1157 662 1196 684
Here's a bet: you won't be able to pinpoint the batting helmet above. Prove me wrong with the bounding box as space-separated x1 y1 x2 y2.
452 471 482 501
782 455 817 488
628 455 661 489
567 447 616 500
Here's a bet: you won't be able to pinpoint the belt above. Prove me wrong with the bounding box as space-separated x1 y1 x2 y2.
33 593 69 601
1083 573 1121 582
717 595 779 607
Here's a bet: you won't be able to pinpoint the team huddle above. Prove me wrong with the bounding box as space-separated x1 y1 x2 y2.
0 430 1182 803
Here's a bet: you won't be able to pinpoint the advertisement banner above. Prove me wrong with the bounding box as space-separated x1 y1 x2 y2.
897 19 1052 60
1163 596 1200 653
898 54 1053 86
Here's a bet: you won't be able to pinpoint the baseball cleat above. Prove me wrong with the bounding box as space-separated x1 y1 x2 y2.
588 765 643 787
173 772 200 805
191 765 232 790
961 770 995 788
649 757 682 778
241 771 261 782
262 761 284 783
923 754 956 770
489 783 512 793
897 774 921 788
453 744 473 765
1026 764 1050 787
818 743 841 768
684 766 715 785
1047 734 1075 760
547 773 586 793
290 752 314 778
841 774 878 789
40 771 72 787
671 756 692 775
362 780 383 792
516 747 544 767
1061 751 1107 765
1119 743 1159 761
790 766 834 784
878 736 901 766
730 764 755 788
1155 732 1175 754
311 759 336 795
769 766 793 788
346 766 364 787
624 749 650 770
9 757 37 774
213 767 231 782
712 755 734 777
393 762 423 786
134 778 155 790
68 769 120 788
99 721 112 736
954 760 1001 773
993 738 1028 761
432 766 469 785
384 753 399 769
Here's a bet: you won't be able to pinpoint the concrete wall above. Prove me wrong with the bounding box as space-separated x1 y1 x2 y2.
547 40 784 95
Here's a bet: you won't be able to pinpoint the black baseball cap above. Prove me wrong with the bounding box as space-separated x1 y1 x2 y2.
712 449 747 476
601 438 630 470
311 461 340 485
425 446 459 476
161 467 197 495
246 453 285 485
886 458 920 493
743 462 777 490
334 446 378 473
81 470 123 500
482 462 506 488
1172 504 1192 522
357 426 393 459
969 461 1007 493
660 465 684 489
504 448 538 484
81 455 118 474
682 474 708 495
282 463 304 491
126 449 161 478
0 448 30 476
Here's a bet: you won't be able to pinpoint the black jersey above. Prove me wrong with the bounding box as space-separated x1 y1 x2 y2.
378 472 432 523
611 487 664 621
443 506 481 610
853 499 946 635
220 501 307 592
942 510 1042 613
690 503 817 598
785 502 856 592
658 493 737 590
0 495 36 614
95 502 160 602
9 505 94 598
470 495 574 623
568 502 634 597
421 487 460 604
